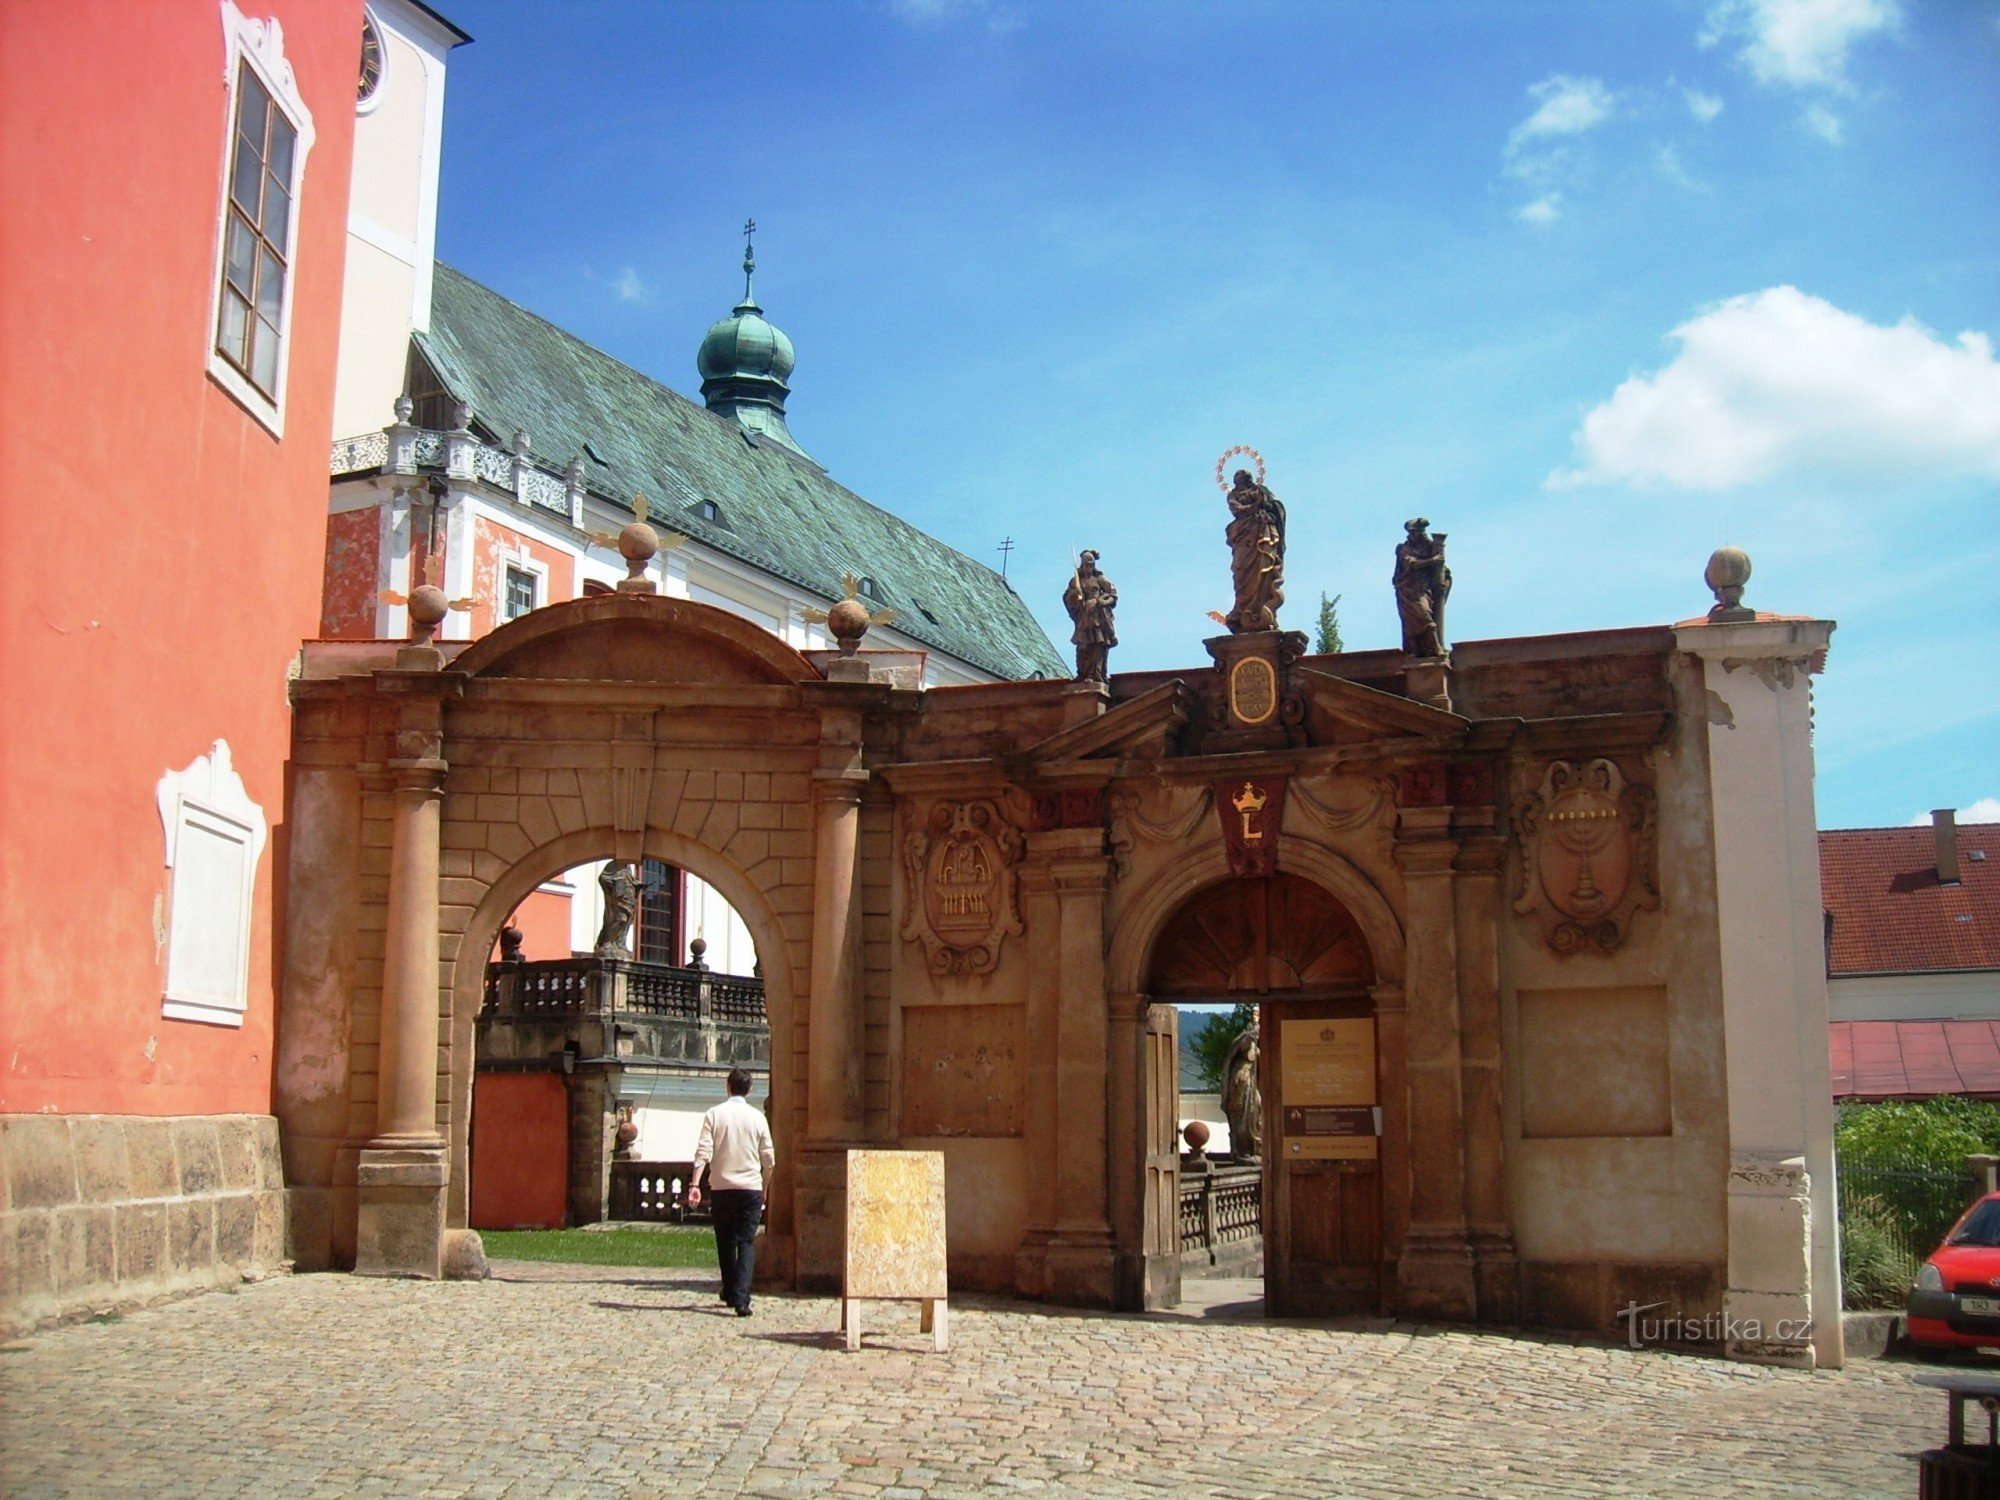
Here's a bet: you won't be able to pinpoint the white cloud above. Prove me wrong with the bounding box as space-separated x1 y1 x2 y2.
1909 799 2000 825
1507 75 1616 153
1504 76 1613 222
1685 87 1726 123
1700 0 1900 90
1553 287 2000 489
889 0 1021 32
1516 194 1562 226
1802 103 1845 143
1656 145 1705 190
614 266 650 303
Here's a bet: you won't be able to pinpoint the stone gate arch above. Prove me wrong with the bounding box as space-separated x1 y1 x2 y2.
277 591 863 1285
444 824 802 1250
1104 839 1405 1310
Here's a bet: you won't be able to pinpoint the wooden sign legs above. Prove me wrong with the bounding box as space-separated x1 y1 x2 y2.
841 1295 949 1352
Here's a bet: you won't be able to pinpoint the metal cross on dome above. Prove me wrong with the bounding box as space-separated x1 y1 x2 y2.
742 217 757 301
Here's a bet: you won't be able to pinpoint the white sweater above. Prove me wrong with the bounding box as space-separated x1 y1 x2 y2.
691 1094 775 1191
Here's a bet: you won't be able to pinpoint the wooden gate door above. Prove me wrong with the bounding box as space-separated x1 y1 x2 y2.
1146 873 1380 1318
1139 1003 1182 1310
1265 999 1381 1316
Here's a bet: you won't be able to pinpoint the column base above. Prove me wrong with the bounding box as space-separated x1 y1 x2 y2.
354 1144 446 1280
1471 1229 1521 1324
1043 1229 1118 1308
1397 1228 1478 1321
792 1145 853 1294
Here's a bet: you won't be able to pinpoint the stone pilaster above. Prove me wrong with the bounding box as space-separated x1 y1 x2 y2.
1043 833 1117 1305
356 755 448 1279
1453 825 1518 1322
1676 614 1839 1368
1012 861 1062 1298
1392 804 1476 1319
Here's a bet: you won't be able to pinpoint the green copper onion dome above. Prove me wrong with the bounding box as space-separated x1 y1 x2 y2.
697 220 808 458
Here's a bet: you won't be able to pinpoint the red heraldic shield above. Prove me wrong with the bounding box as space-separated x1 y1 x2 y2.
1214 775 1287 877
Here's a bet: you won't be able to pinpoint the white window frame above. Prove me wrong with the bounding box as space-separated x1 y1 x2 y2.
501 553 547 622
156 740 269 1027
206 0 316 436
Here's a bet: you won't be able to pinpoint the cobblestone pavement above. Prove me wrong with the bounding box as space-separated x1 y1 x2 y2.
0 1263 1939 1498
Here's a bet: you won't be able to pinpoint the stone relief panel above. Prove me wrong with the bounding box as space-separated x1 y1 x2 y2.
900 1004 1026 1137
1512 758 1660 955
900 799 1025 976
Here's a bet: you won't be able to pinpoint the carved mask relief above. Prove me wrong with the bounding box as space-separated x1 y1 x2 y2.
1512 758 1659 954
901 800 1024 976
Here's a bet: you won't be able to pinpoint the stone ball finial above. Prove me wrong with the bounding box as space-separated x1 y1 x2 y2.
407 583 450 642
1182 1120 1211 1155
614 520 659 593
450 400 472 432
687 935 709 971
511 428 531 456
827 597 872 656
393 393 414 424
1704 546 1754 621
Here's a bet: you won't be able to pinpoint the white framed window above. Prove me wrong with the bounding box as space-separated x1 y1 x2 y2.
502 560 542 621
156 741 269 1027
207 1 316 435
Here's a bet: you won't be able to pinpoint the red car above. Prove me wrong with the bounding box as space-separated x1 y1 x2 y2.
1908 1193 2000 1351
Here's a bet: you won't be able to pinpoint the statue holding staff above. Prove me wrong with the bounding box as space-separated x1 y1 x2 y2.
1223 464 1286 633
1062 549 1118 683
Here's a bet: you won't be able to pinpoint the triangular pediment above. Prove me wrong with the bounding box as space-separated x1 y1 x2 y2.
1018 681 1191 765
1292 665 1469 741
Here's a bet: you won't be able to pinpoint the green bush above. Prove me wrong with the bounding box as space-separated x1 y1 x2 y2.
1840 1199 1916 1310
1837 1096 2000 1165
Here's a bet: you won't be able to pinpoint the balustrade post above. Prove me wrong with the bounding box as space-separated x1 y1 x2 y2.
1203 1175 1217 1260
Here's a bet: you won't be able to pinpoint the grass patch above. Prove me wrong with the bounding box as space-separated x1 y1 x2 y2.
480 1227 718 1269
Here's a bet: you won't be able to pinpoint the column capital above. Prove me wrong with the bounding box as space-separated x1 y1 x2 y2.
811 769 869 805
387 759 448 797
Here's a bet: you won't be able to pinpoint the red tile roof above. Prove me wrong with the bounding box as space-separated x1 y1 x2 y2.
1820 823 2000 976
1831 1020 2000 1100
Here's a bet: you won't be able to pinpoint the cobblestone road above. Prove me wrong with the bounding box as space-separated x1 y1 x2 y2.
0 1263 1939 1497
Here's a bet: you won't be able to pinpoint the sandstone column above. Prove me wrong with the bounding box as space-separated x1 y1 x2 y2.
1392 804 1476 1319
794 766 866 1290
1012 861 1062 1297
355 756 448 1278
1677 613 1840 1368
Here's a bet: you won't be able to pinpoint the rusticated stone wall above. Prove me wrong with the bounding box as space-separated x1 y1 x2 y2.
1 1113 288 1336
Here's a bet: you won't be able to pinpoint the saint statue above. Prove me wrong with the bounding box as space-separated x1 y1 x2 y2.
1220 1006 1263 1160
594 861 640 957
1393 517 1451 659
1224 469 1286 633
1062 549 1118 683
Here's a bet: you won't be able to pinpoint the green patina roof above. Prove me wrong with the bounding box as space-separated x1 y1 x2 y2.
416 264 1064 681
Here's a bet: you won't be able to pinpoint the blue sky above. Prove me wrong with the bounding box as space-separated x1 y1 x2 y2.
431 0 1998 829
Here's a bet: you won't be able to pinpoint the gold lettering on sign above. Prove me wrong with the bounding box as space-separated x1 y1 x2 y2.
1228 655 1278 726
1232 781 1268 842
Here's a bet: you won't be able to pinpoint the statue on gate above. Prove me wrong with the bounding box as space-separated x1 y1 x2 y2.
595 860 640 957
1224 468 1287 634
1062 549 1118 683
1220 1005 1263 1160
1393 517 1452 659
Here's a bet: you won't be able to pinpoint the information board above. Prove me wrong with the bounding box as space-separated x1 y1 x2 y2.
1281 1018 1379 1160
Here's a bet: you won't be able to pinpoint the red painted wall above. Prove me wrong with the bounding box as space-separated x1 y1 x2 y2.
0 0 361 1115
467 514 578 638
469 1074 570 1230
505 888 575 961
320 506 380 637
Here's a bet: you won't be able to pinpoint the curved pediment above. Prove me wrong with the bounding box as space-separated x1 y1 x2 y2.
452 593 817 686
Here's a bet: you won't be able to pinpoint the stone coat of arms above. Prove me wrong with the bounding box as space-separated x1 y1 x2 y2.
1512 758 1659 954
901 799 1025 976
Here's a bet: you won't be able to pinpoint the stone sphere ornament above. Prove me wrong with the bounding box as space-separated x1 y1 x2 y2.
1704 546 1753 620
407 583 451 633
1183 1120 1211 1152
827 596 872 654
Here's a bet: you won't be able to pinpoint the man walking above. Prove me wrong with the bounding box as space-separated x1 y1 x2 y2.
686 1067 774 1317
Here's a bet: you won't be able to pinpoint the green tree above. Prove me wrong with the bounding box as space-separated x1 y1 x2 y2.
1186 1003 1256 1091
1836 1096 2000 1165
1315 592 1344 655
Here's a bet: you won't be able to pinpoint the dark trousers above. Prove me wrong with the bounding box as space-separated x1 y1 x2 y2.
711 1188 762 1310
